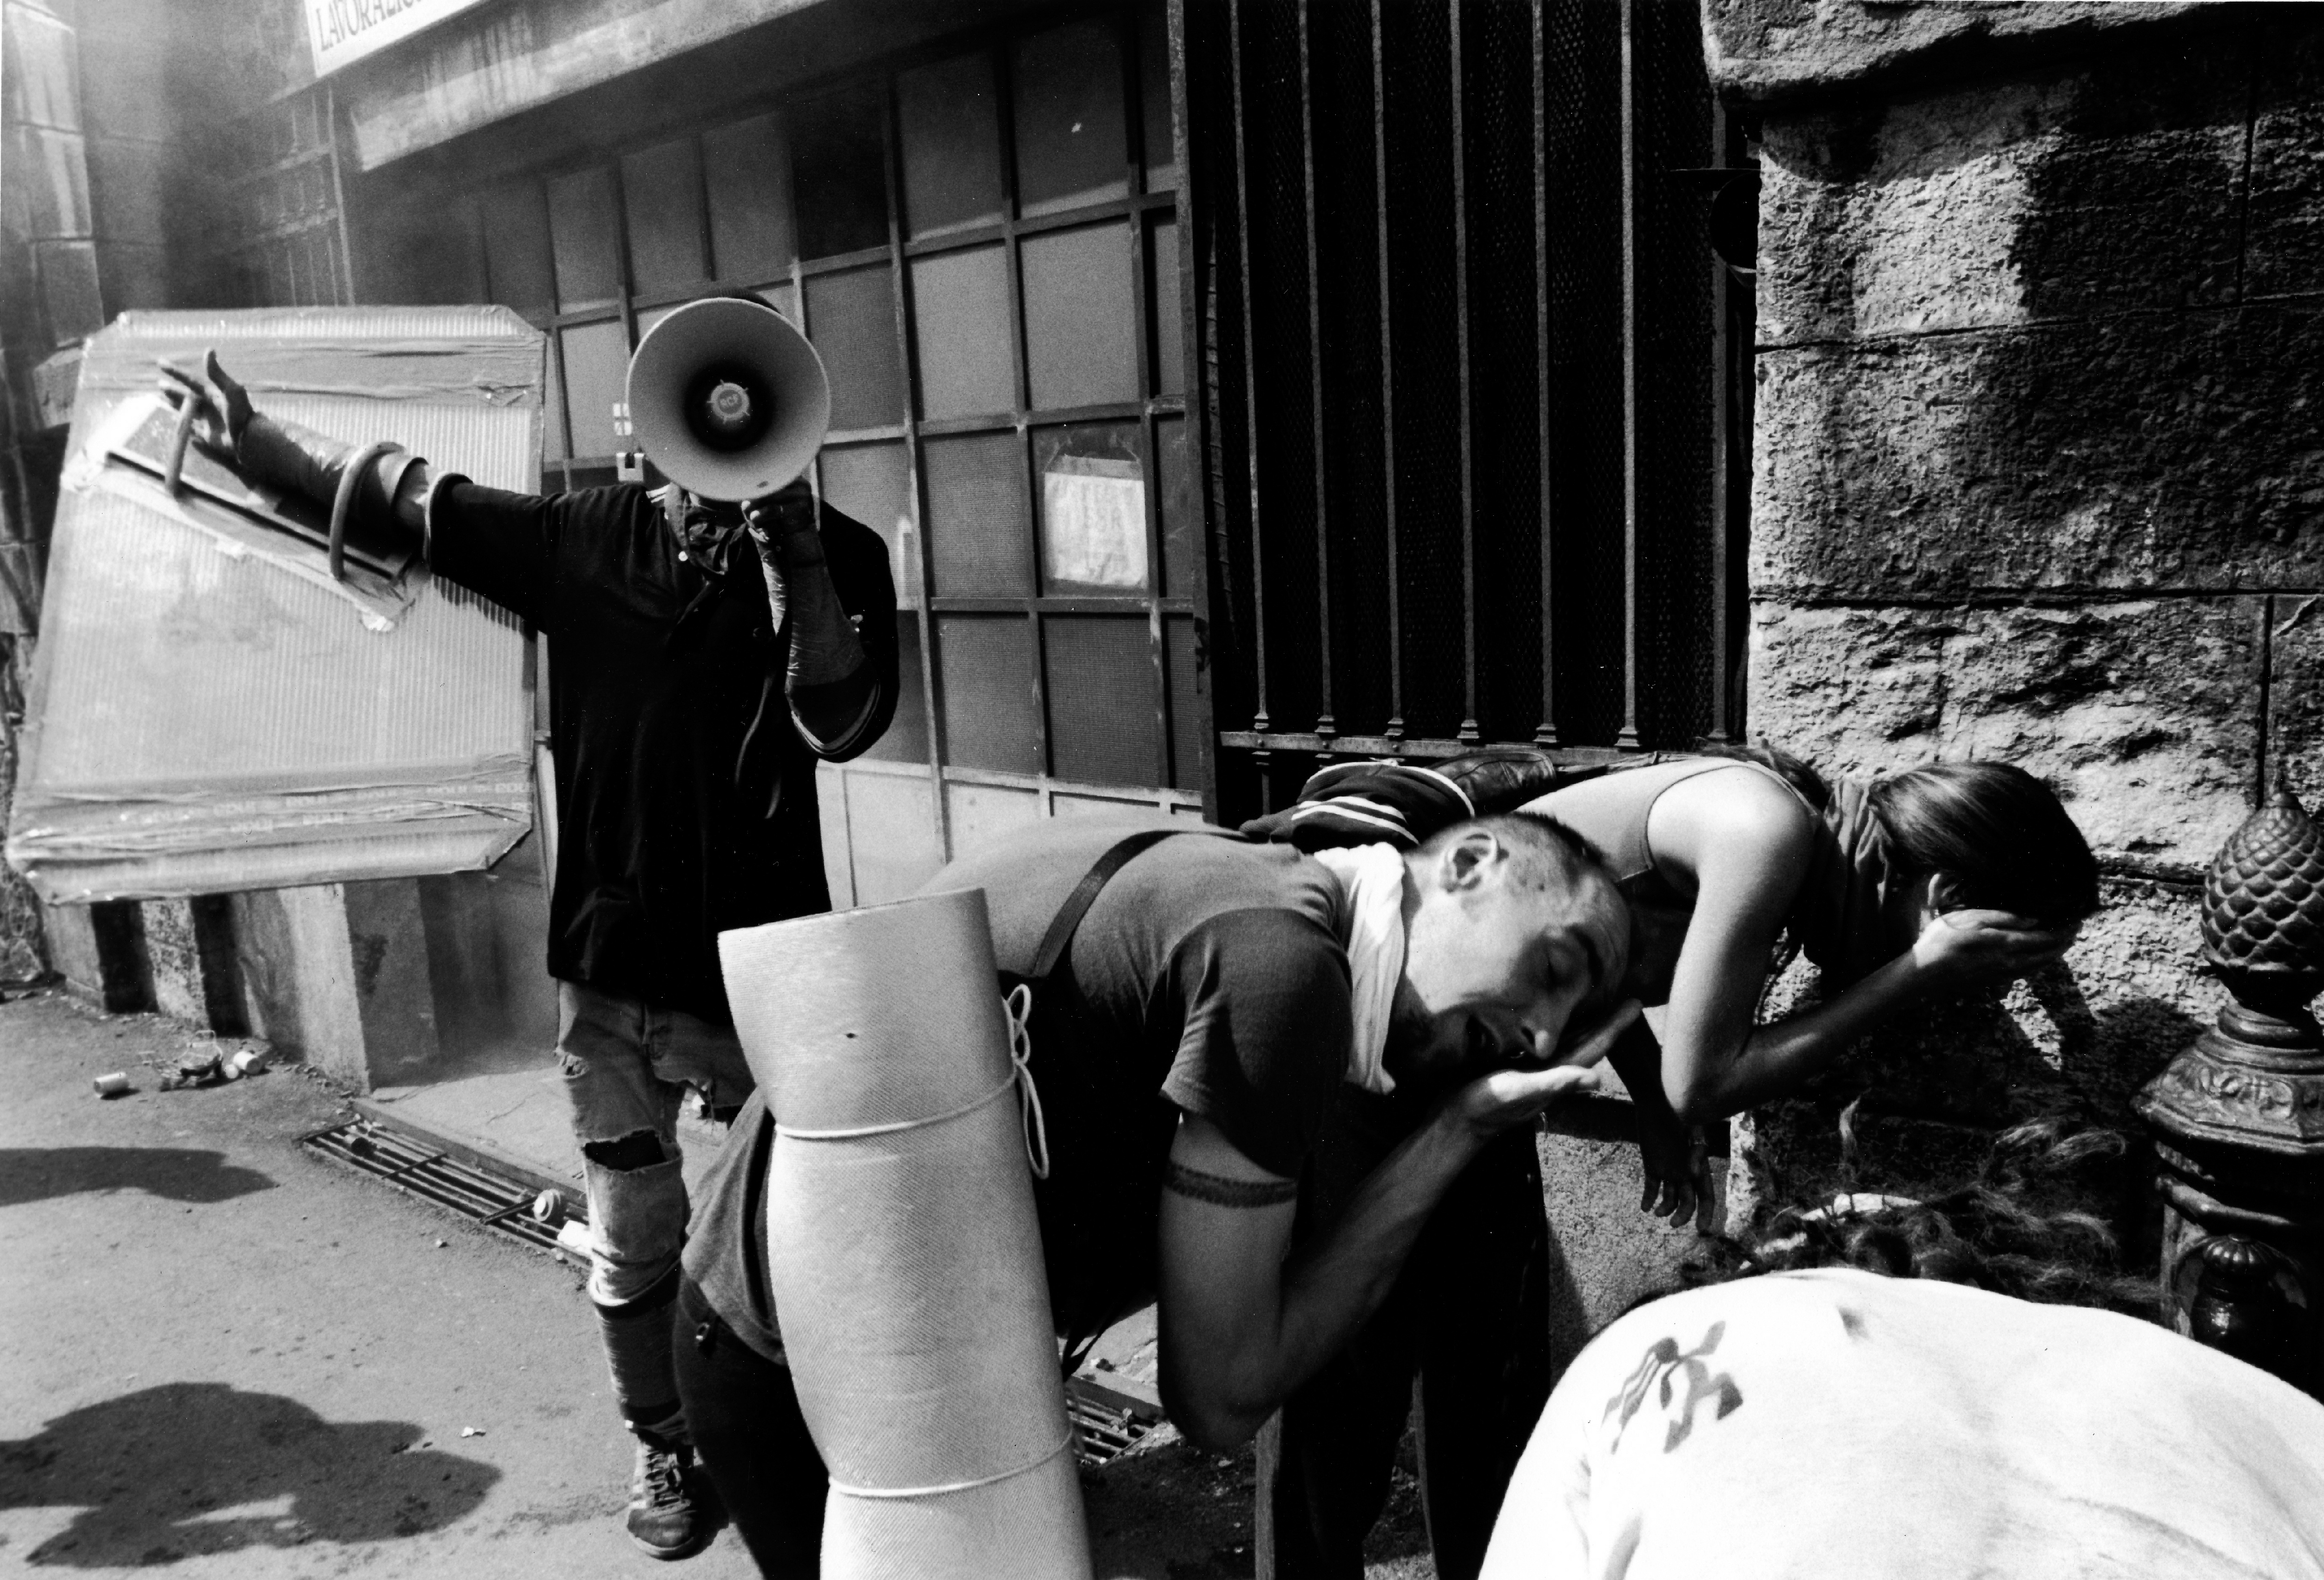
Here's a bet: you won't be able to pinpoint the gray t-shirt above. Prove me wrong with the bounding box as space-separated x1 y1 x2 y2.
684 815 1353 1362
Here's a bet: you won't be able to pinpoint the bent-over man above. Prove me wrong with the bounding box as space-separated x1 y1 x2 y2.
680 808 1636 1577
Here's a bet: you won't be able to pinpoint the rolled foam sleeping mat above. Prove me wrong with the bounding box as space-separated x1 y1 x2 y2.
720 887 1092 1580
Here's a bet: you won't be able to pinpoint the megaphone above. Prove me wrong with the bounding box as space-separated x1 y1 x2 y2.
624 296 831 502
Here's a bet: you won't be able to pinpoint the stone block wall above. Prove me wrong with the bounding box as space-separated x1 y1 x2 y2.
1712 2 2324 1215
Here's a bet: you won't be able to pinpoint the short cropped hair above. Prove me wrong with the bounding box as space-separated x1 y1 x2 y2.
1417 809 1613 895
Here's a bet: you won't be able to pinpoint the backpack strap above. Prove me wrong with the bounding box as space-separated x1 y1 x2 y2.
1028 827 1213 985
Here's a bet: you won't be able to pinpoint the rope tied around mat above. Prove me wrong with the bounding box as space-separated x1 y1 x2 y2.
825 1424 1077 1501
771 986 1052 1181
1004 983 1051 1181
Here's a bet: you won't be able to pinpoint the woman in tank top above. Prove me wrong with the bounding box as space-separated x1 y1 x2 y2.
1523 751 2098 1226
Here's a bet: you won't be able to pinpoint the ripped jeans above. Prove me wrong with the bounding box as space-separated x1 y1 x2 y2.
558 981 757 1308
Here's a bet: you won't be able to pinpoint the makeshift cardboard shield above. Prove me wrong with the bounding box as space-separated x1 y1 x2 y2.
4 306 546 903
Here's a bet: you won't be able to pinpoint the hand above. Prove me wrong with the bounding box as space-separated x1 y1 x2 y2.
743 479 821 565
1445 1001 1640 1140
1635 1101 1715 1231
1909 908 2078 988
158 349 253 456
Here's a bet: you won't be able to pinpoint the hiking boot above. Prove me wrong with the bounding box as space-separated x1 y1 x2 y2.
626 1435 712 1560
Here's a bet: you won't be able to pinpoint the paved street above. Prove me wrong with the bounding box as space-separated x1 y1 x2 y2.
0 988 1425 1579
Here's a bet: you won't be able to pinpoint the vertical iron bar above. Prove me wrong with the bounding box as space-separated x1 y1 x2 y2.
607 161 640 361
323 83 357 305
1228 0 1271 751
1299 0 1335 757
994 42 1052 799
1124 9 1171 793
1373 0 1404 750
1169 0 1221 816
1616 0 1643 751
879 72 951 859
693 130 718 284
1704 96 1733 745
1532 0 1558 747
545 173 578 470
1450 0 1479 745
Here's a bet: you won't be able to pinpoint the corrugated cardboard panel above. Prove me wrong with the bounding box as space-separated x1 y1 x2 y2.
6 307 545 903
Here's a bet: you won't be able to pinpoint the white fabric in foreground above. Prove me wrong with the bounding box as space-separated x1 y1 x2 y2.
1480 1268 2324 1580
720 888 1092 1580
1311 842 1408 1096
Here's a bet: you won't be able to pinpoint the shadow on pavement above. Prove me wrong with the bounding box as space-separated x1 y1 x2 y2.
0 1147 276 1209
0 1382 499 1566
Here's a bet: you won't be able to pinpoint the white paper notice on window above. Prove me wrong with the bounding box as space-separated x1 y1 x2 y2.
1042 455 1147 589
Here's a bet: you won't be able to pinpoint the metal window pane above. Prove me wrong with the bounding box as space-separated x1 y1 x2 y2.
1013 19 1129 218
820 441 919 611
622 138 708 297
937 615 1039 774
1140 0 1177 193
704 112 796 283
924 433 1030 598
1150 216 1182 395
560 320 629 460
898 53 1004 240
792 86 891 260
858 618 931 764
379 202 482 306
482 183 554 316
911 245 1014 421
1035 422 1146 595
1165 614 1203 790
1022 222 1137 411
836 767 943 903
548 167 623 312
1155 415 1195 598
1044 616 1157 788
805 265 905 431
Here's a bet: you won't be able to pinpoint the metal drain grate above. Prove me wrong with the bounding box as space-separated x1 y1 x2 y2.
1066 1375 1163 1467
300 1119 579 1254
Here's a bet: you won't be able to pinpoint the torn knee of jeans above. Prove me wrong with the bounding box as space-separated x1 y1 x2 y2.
559 1051 589 1078
583 1130 667 1172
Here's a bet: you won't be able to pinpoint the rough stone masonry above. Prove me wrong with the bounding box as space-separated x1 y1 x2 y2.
1708 0 2324 1220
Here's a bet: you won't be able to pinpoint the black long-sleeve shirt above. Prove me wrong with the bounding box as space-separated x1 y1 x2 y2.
428 480 898 1024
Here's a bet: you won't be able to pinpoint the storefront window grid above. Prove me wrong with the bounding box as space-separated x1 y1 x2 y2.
469 3 1202 853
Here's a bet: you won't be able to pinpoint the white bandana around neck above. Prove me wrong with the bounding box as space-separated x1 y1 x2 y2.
1310 843 1408 1095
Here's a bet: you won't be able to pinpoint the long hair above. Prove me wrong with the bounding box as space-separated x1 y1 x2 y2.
1871 762 2100 927
1683 1117 2155 1317
1704 745 2099 927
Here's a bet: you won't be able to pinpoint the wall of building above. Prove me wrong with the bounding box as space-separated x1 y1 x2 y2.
1711 1 2324 1221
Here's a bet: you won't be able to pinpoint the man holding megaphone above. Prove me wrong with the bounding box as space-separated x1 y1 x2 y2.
161 295 898 1563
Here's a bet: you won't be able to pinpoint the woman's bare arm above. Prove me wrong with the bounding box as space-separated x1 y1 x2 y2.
1649 773 2075 1124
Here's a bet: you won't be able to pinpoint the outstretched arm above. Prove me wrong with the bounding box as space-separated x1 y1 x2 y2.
1651 783 2075 1126
1155 1004 1637 1452
1672 905 2076 1122
162 349 558 623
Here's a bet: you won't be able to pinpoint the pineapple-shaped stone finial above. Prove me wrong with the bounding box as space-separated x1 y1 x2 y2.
2202 781 2324 1006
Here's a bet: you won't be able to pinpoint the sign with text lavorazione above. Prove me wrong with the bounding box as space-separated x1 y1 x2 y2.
306 0 494 76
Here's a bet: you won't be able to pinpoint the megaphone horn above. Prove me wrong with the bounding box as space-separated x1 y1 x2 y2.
625 296 832 502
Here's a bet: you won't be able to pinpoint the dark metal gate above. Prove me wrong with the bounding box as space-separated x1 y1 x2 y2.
1175 0 1750 818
